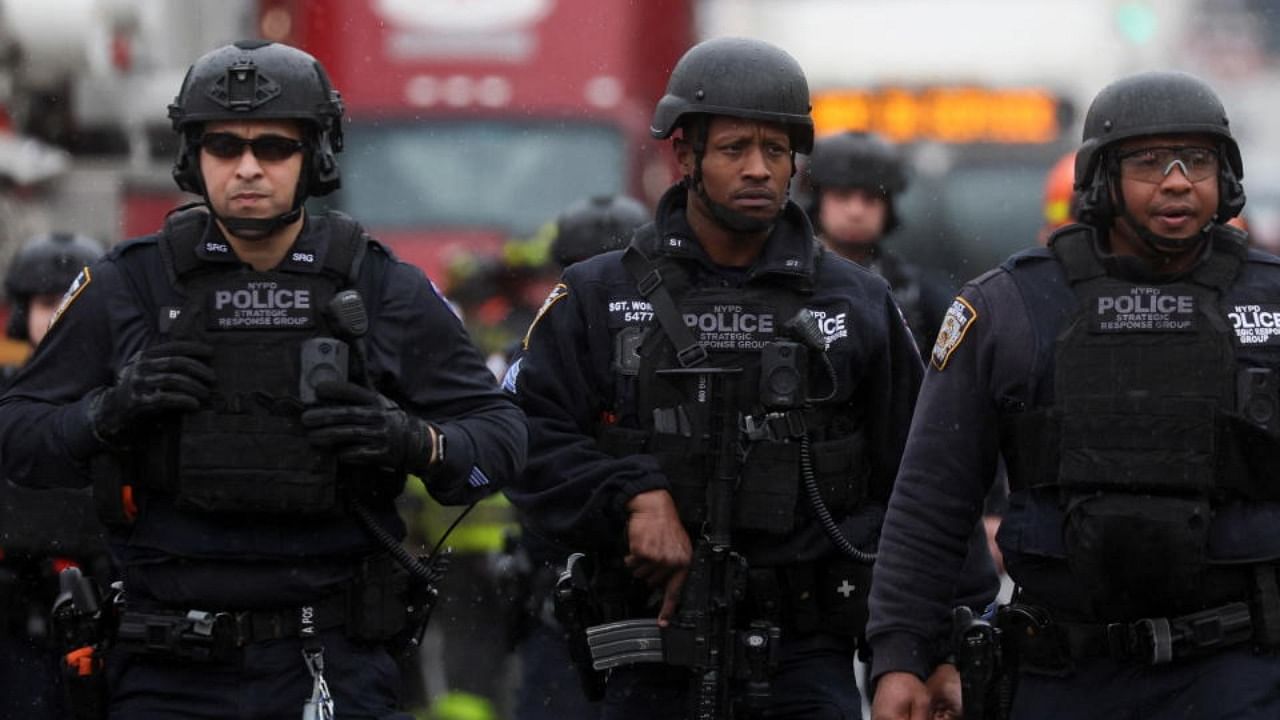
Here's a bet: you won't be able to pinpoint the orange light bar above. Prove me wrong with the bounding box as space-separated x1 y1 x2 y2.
813 87 1061 144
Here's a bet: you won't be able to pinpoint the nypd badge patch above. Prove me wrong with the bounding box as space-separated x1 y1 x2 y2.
523 283 569 349
931 297 977 370
48 266 91 331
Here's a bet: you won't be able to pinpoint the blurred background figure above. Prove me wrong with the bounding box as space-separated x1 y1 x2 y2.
0 231 109 720
805 131 953 355
1038 151 1080 245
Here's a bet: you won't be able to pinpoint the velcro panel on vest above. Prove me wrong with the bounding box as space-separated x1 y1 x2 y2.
173 411 338 515
809 432 870 513
1058 396 1217 493
736 441 798 534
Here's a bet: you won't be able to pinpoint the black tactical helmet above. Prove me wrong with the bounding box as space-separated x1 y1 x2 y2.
650 37 814 154
5 232 105 341
552 195 649 268
168 40 345 198
1075 70 1244 224
806 131 908 235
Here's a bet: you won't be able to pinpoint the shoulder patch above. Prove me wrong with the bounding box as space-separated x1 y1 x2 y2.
523 283 569 349
48 266 91 330
930 296 977 371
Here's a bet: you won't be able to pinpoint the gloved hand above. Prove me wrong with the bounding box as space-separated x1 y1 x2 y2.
88 341 216 448
300 381 437 476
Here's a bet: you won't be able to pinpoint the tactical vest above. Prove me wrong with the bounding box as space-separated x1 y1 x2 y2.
598 239 871 539
138 208 376 516
1003 227 1280 615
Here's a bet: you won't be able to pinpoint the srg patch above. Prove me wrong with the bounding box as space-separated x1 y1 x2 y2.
931 297 977 371
48 266 91 330
523 283 568 349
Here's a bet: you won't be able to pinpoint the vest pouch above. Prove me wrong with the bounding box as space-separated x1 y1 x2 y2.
1063 494 1210 618
347 553 409 643
808 433 869 514
735 441 798 535
173 410 338 515
816 555 872 639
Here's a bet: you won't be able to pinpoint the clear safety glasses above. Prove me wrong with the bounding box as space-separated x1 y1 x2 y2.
1117 146 1220 184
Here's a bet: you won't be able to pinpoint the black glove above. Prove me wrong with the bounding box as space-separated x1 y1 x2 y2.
300 381 436 476
88 341 216 448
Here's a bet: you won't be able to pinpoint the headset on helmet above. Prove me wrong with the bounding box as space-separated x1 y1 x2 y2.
552 195 649 268
5 232 105 341
805 131 908 235
650 37 814 154
168 41 345 238
1074 70 1244 227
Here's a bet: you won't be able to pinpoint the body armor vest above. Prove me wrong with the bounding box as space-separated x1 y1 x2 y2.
140 208 370 516
600 239 870 542
1008 227 1260 616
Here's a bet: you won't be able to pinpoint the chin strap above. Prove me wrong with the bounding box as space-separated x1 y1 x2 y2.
690 175 779 234
216 207 304 241
1121 209 1212 257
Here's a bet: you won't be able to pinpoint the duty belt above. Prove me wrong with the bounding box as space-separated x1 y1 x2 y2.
116 591 349 663
1054 601 1255 665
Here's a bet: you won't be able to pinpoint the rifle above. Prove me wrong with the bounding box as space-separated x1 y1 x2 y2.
584 367 780 719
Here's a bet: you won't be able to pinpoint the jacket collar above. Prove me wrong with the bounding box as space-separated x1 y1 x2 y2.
635 181 820 291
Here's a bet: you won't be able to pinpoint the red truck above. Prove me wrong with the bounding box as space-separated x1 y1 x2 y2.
255 0 693 285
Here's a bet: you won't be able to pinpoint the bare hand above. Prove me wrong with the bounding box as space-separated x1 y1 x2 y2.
925 663 963 720
623 489 692 625
871 671 932 720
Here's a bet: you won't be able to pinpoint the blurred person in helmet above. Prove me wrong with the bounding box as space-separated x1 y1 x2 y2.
806 131 953 355
506 37 994 719
0 41 525 719
1037 151 1080 245
869 71 1280 720
0 231 110 720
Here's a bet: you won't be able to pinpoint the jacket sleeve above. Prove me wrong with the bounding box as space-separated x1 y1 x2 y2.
366 254 526 506
506 272 669 550
0 259 131 488
867 279 1009 682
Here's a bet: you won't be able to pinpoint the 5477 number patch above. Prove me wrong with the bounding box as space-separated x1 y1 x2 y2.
931 297 977 370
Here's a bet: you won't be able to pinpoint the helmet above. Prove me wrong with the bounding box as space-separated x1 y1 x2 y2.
552 195 649 268
168 40 345 198
650 37 813 154
806 131 907 234
1074 71 1244 225
1043 151 1077 228
5 232 105 341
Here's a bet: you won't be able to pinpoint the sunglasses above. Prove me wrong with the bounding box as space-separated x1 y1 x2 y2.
1117 146 1220 184
199 133 304 162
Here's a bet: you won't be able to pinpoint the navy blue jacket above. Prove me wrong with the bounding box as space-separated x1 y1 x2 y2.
867 226 1280 680
507 185 924 566
0 210 526 607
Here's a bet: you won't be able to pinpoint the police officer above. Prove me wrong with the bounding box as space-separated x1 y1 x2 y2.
868 71 1280 720
507 37 926 718
805 132 952 355
506 194 648 720
0 40 525 719
0 231 109 720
